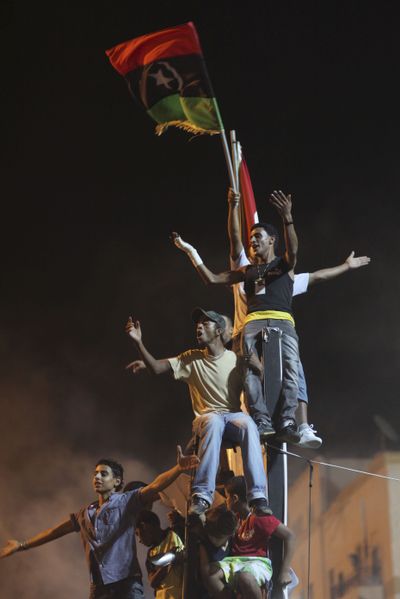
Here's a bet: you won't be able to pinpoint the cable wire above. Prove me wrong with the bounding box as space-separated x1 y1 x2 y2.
267 444 400 482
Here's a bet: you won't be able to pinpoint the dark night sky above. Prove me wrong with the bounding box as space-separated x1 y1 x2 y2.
1 0 400 511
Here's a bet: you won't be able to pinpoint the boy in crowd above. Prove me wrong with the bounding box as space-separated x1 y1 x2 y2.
126 308 270 518
136 510 184 599
202 476 295 599
0 447 198 599
199 507 238 598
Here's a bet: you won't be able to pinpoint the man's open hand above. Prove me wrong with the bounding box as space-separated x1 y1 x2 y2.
125 360 146 374
345 251 371 269
269 190 293 220
0 540 20 559
176 445 200 471
125 317 142 343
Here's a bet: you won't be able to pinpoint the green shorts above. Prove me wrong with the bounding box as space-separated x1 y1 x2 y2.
218 556 273 589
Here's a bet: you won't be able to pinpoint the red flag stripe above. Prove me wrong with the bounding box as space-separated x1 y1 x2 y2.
239 158 258 248
106 22 202 76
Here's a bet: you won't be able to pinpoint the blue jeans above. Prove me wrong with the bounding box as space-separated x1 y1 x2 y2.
191 411 267 505
241 319 299 427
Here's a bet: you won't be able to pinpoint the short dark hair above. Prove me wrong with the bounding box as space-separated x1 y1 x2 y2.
251 222 280 252
225 475 247 502
205 506 237 537
136 509 161 528
96 458 124 491
217 469 235 487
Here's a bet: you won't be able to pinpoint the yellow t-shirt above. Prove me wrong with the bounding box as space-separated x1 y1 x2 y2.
168 349 242 417
147 530 184 599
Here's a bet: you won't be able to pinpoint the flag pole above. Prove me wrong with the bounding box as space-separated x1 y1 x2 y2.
220 130 238 194
229 130 245 238
230 130 240 190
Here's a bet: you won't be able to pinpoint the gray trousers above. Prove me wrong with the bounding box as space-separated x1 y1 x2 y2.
241 318 299 427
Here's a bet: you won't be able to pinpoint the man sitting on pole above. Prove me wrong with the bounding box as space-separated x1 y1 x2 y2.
125 308 270 517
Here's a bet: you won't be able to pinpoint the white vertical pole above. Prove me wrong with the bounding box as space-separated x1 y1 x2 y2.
278 335 289 599
220 130 238 194
282 444 289 599
230 130 240 191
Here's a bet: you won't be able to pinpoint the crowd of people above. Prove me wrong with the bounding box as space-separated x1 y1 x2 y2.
0 188 370 598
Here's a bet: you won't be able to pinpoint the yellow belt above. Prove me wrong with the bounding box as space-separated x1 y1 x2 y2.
244 310 295 327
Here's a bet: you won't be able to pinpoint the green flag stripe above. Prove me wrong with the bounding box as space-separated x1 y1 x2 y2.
147 94 223 132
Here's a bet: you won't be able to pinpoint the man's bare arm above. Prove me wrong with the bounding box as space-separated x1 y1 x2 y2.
227 188 244 261
139 446 199 504
274 523 296 586
308 251 371 286
0 519 75 559
270 191 298 269
125 318 171 375
172 233 244 285
196 263 244 286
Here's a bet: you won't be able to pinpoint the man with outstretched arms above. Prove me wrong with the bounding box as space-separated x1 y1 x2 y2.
174 188 370 448
125 308 270 518
0 448 199 599
172 191 301 445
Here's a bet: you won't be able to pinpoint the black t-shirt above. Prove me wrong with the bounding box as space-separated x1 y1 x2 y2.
244 256 293 315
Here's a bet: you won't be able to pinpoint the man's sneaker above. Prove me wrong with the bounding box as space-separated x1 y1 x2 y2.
297 424 322 449
276 421 301 444
188 496 210 517
249 498 273 516
257 421 276 441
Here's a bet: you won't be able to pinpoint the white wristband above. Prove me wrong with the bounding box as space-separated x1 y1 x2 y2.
188 250 203 267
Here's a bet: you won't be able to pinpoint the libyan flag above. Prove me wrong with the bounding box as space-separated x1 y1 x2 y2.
106 22 224 135
238 149 259 248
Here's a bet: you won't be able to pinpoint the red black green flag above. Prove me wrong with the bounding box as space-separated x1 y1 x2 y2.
106 22 223 135
238 153 259 248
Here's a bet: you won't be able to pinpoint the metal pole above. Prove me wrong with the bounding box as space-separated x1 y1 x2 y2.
279 336 289 599
182 437 199 599
220 129 238 194
263 327 289 599
229 130 240 190
307 462 314 599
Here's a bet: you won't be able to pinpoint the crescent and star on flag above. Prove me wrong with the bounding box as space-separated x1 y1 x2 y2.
147 61 183 92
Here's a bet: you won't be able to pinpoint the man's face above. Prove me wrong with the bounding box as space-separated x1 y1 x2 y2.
135 523 155 547
250 227 274 257
225 490 239 513
196 317 221 347
93 464 121 495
